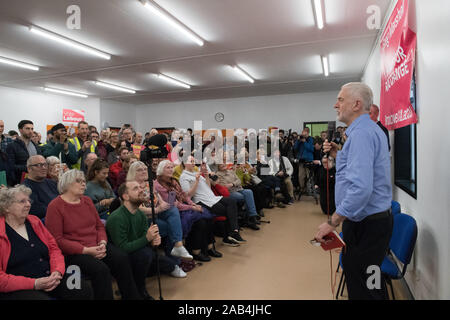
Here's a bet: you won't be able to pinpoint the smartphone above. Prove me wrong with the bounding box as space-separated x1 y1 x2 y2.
168 191 176 207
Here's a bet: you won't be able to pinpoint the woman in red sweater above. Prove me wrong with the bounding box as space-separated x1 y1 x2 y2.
45 170 142 300
0 185 92 300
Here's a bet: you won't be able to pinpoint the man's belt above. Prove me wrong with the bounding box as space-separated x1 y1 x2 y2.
365 209 391 221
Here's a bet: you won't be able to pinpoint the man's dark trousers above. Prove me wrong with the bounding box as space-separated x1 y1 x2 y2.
342 211 393 300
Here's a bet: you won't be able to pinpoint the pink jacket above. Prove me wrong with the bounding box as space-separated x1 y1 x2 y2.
153 179 195 212
0 215 65 293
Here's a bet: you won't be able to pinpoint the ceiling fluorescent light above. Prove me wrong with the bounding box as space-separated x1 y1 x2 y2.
0 56 39 71
140 0 204 46
321 56 329 77
94 81 136 94
313 0 324 30
157 74 191 89
232 65 254 83
29 26 111 60
44 87 88 98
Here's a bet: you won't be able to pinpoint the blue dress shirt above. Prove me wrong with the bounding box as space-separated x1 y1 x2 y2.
335 114 392 222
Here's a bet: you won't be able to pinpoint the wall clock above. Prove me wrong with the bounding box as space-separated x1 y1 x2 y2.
215 112 224 122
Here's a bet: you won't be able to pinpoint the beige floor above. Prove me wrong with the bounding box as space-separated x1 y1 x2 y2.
145 196 343 300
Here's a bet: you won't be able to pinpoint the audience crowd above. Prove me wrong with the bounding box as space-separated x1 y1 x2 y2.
0 118 346 300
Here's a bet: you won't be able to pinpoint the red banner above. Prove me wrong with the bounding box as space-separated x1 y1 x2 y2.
380 0 417 130
62 108 85 123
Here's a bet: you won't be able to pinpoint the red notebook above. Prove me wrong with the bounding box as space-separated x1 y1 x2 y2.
320 231 345 251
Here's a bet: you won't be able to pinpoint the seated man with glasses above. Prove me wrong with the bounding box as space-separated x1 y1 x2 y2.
22 155 59 220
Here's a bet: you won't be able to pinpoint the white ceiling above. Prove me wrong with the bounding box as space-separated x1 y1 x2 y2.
0 0 391 104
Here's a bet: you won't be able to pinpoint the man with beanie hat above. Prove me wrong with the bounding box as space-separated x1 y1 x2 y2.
42 123 78 168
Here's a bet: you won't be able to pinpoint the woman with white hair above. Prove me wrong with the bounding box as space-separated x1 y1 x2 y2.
0 185 92 300
127 161 193 261
154 160 222 261
46 156 67 183
45 170 141 300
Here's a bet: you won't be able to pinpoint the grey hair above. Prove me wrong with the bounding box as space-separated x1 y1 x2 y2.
126 161 147 181
0 185 32 216
46 156 61 166
57 169 85 194
26 155 46 168
342 82 374 112
156 160 173 177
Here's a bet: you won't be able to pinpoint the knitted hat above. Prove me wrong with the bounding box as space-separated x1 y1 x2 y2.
51 123 66 133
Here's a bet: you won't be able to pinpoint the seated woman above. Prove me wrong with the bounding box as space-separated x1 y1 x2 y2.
215 161 260 230
179 155 245 246
85 159 116 220
45 170 141 300
46 156 68 183
0 185 92 300
256 149 285 208
235 150 272 213
126 161 193 261
154 160 222 262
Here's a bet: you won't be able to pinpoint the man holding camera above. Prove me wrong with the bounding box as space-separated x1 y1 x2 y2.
42 123 78 168
293 128 314 196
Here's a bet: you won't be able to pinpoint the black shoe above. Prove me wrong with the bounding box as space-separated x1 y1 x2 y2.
229 231 246 243
248 217 260 230
207 249 223 258
258 209 265 217
247 222 260 230
223 237 240 247
193 253 211 262
276 202 286 208
140 289 155 300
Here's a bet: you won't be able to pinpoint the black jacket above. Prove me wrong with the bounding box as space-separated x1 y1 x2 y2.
6 138 41 184
0 150 15 186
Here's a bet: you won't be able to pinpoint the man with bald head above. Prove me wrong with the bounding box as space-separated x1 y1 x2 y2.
23 155 59 219
315 82 393 300
369 104 390 151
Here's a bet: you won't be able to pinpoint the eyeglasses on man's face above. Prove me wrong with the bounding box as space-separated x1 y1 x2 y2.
30 163 48 169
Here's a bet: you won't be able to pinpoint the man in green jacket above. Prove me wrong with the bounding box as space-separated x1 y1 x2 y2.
106 181 186 300
41 123 78 168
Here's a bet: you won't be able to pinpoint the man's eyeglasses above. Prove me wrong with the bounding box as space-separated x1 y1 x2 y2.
29 163 48 168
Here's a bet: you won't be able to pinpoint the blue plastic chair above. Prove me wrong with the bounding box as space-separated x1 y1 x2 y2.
381 213 417 299
391 200 401 215
335 213 417 300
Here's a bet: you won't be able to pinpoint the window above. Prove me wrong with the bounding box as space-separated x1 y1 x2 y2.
304 121 333 139
394 74 417 199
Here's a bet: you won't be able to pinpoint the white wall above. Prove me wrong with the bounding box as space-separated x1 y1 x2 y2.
135 91 342 134
362 0 450 299
0 85 101 137
100 99 136 130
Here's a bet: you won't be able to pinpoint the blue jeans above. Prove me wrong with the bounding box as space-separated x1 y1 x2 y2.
150 206 183 246
229 189 257 217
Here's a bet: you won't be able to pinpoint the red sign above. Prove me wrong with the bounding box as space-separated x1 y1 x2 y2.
62 109 85 123
380 0 417 130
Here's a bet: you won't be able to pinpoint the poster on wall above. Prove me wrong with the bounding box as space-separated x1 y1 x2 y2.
380 0 418 130
62 108 85 123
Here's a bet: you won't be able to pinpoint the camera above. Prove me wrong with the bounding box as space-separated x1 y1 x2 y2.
209 174 219 181
140 134 169 162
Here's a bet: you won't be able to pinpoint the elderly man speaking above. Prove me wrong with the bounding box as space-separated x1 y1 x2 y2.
315 82 393 300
